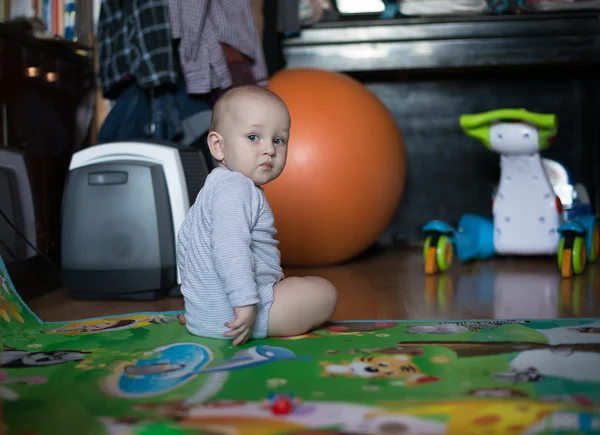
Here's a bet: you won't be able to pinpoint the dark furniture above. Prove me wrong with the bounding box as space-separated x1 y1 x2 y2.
0 23 95 301
284 11 600 247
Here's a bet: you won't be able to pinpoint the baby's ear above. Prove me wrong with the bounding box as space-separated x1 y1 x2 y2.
207 131 225 161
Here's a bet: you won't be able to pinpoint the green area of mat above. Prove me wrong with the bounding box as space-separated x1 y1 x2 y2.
2 256 600 434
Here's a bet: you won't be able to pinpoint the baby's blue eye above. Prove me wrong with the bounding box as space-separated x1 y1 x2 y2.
248 134 259 141
274 138 284 145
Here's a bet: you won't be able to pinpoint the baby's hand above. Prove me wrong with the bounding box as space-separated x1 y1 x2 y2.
224 305 257 346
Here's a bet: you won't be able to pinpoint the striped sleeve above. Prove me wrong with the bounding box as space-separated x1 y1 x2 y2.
176 213 190 277
210 175 259 308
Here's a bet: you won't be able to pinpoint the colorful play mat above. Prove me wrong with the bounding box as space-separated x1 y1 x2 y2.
1 255 600 435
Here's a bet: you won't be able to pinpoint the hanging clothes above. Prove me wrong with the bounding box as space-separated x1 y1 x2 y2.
96 66 212 145
96 0 213 146
278 0 301 34
96 0 179 99
168 0 269 95
96 79 211 145
262 1 286 76
252 0 264 40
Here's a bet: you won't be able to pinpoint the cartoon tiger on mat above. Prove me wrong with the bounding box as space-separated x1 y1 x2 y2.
319 354 440 386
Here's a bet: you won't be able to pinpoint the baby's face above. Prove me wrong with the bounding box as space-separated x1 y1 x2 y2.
218 95 290 186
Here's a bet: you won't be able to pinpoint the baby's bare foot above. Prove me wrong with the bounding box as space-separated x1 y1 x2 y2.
177 314 187 326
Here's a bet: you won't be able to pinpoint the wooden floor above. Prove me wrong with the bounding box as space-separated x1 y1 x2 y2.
28 248 600 323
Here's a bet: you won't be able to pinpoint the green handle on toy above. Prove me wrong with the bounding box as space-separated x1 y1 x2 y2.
459 108 558 150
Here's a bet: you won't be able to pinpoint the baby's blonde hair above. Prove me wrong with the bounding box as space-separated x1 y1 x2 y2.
210 85 289 132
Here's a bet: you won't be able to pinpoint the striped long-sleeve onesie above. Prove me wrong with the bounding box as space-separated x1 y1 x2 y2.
176 167 284 339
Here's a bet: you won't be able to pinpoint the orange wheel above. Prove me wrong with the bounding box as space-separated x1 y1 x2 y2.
423 234 453 275
559 235 587 279
561 248 573 278
425 247 438 275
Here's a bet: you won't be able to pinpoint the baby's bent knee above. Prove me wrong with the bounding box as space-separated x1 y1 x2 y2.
302 276 338 316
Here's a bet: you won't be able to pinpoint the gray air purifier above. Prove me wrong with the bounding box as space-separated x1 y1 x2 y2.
60 141 209 301
0 149 37 262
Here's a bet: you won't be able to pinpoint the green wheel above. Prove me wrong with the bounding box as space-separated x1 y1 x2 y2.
572 236 587 275
424 233 453 275
558 234 587 278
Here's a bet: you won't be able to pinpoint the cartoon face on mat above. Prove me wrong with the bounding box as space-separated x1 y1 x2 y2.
320 355 440 385
43 314 182 335
1 346 89 368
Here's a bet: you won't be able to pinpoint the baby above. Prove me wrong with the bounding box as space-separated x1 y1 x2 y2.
177 85 338 346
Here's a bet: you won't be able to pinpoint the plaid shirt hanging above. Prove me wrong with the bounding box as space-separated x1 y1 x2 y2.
97 0 179 99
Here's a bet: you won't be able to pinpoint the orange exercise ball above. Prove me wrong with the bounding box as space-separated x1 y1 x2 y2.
265 68 406 266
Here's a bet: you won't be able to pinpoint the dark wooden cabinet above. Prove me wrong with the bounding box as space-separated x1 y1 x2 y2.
0 24 95 301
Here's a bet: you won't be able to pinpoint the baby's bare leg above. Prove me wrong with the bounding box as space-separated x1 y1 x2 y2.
267 276 338 337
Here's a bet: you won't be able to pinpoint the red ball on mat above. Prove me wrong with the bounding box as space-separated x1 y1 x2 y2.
271 396 294 415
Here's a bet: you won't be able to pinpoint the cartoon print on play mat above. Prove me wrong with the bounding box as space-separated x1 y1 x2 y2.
43 313 185 335
101 400 448 435
0 268 30 325
344 345 426 357
493 347 600 384
0 294 23 323
406 320 531 335
385 341 600 359
281 321 399 340
569 326 600 334
0 345 89 368
0 271 9 293
465 388 595 407
102 398 600 435
319 354 440 386
0 369 47 401
321 340 600 390
523 320 600 345
366 400 600 435
103 343 309 398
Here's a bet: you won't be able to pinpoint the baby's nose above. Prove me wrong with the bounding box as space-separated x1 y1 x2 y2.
263 143 276 155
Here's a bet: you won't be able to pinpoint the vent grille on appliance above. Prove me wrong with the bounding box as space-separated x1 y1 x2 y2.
178 149 210 206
